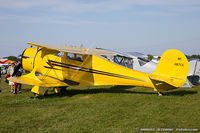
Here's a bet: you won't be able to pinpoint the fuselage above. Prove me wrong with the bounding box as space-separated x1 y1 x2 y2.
21 47 154 88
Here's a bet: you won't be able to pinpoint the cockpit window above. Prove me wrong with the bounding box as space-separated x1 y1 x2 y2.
67 53 83 62
54 52 64 58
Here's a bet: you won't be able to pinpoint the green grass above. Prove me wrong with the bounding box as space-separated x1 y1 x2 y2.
0 75 200 133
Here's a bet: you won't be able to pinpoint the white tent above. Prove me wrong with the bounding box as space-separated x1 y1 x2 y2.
187 59 200 85
188 59 200 76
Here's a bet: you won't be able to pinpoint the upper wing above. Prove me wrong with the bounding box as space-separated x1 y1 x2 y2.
28 42 116 56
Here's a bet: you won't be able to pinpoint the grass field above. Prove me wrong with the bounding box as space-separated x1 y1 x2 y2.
0 75 200 133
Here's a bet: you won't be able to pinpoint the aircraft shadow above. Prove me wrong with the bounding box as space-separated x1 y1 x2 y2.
21 88 31 92
164 90 198 96
39 86 198 99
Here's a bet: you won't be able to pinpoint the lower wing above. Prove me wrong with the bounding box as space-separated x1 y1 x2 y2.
8 75 69 87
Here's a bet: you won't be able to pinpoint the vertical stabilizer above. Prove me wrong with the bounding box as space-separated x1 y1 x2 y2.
150 49 189 91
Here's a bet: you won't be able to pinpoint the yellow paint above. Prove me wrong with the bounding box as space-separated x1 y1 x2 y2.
8 43 189 96
31 86 39 94
31 86 48 96
54 88 61 93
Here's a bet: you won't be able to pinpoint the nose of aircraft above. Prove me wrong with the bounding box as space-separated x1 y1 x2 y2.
21 47 38 72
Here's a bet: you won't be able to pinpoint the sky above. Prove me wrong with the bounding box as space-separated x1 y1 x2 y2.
0 0 200 57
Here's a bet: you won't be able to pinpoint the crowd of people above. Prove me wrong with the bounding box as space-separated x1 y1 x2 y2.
1 61 23 94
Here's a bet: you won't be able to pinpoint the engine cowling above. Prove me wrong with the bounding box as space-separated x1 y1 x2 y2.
21 47 38 72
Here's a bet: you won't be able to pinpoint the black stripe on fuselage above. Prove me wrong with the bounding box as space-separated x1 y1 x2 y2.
47 60 146 82
47 75 79 85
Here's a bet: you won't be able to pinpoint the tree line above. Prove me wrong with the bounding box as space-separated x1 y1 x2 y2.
3 56 20 62
147 54 200 61
186 55 200 60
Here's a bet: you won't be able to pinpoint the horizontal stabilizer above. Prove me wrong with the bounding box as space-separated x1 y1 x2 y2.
149 75 181 91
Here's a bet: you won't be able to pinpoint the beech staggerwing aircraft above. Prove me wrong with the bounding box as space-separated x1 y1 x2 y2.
8 42 189 96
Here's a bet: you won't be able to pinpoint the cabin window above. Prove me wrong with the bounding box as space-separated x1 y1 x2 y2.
67 53 83 62
54 52 64 58
101 55 114 62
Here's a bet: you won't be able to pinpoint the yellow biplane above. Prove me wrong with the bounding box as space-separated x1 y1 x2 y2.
8 42 189 96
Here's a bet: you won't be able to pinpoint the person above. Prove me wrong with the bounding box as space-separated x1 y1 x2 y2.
12 62 23 94
0 67 2 92
7 63 15 93
0 67 1 81
4 72 10 83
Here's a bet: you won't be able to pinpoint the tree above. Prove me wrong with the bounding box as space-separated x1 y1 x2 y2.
7 56 19 62
186 55 200 59
147 54 153 61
